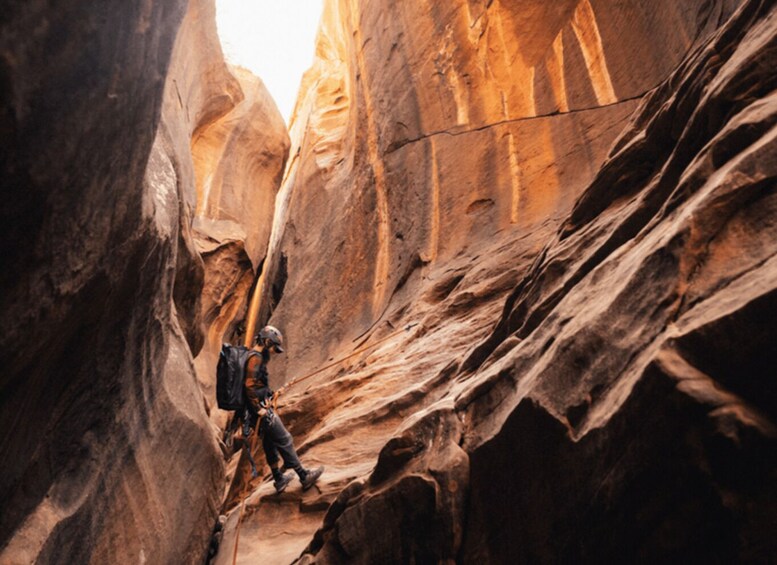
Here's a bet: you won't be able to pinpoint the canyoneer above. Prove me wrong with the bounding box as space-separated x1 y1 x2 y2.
244 325 324 493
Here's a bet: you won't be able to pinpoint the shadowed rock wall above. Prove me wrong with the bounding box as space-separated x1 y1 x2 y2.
0 0 288 562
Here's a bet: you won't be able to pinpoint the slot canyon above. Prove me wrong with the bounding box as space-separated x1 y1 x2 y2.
1 0 776 563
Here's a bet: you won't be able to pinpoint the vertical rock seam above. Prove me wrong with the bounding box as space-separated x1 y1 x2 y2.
347 0 392 318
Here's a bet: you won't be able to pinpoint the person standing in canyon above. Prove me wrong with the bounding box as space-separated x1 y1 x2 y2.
244 325 324 493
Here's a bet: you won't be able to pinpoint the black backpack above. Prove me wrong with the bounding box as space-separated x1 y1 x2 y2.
216 344 258 410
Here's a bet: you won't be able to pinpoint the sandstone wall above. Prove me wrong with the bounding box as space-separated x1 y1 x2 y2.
191 66 290 428
260 0 739 382
0 0 287 562
217 0 775 563
193 66 290 269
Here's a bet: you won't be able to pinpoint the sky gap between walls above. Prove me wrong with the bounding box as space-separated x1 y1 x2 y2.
216 0 324 124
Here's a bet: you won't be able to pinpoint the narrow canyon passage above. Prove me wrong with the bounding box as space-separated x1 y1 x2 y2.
1 0 776 564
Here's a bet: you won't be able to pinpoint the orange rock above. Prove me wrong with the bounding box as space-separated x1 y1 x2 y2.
222 0 776 563
3 0 774 562
259 0 733 385
190 66 290 428
193 67 290 269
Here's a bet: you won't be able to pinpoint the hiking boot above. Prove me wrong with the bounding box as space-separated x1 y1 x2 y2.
300 466 324 491
273 472 293 494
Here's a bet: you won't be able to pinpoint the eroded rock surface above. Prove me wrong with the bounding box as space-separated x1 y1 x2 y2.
2 0 773 563
190 66 290 429
0 1 287 563
259 0 739 381
220 0 776 563
193 66 290 268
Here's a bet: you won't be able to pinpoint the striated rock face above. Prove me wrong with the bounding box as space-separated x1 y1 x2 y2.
0 0 287 563
259 0 740 380
219 0 776 563
193 66 290 268
456 2 777 559
2 0 773 562
190 66 290 429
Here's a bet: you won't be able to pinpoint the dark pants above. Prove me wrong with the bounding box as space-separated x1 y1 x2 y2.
260 412 304 477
